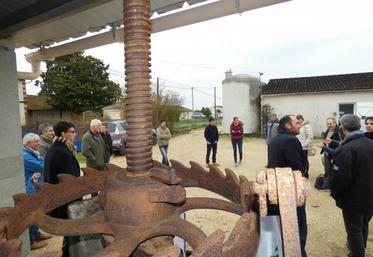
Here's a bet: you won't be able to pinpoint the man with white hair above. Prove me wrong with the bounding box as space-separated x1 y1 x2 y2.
82 119 106 171
22 133 52 250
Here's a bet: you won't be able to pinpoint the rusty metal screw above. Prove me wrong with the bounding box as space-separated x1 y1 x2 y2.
123 0 153 173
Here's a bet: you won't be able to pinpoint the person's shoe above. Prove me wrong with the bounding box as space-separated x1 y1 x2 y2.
212 162 220 166
239 160 242 165
39 233 53 241
235 163 238 167
205 164 210 168
31 241 48 250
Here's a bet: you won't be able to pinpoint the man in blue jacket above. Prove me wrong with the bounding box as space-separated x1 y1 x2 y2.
268 115 308 257
23 133 51 250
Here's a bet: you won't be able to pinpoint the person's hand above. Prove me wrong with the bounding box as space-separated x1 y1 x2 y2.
214 141 218 144
317 143 324 148
206 141 211 144
323 138 331 145
31 172 41 182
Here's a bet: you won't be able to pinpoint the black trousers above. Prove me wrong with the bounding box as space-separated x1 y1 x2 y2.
303 150 309 177
342 209 372 257
323 154 332 189
206 143 217 164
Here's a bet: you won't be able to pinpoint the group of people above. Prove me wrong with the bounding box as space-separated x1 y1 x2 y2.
266 114 373 257
22 119 113 253
21 114 373 257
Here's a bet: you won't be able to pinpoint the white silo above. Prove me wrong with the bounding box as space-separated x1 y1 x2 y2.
222 70 262 134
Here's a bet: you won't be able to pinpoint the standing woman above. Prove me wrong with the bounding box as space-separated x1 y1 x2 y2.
44 121 80 257
230 117 244 167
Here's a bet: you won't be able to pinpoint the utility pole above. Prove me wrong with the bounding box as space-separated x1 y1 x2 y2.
191 87 194 111
156 77 160 100
214 87 217 119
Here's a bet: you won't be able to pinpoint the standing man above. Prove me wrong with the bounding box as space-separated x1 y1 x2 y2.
268 115 308 257
82 119 106 171
156 120 171 166
100 125 113 164
23 133 52 250
204 117 219 167
265 113 279 146
330 114 373 257
38 123 54 157
230 116 244 167
365 116 373 140
321 117 340 190
296 115 313 176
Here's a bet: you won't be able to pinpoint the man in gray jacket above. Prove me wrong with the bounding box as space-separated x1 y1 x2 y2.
38 122 54 157
82 119 106 171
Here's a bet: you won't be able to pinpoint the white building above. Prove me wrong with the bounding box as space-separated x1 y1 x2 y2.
179 106 193 119
261 72 373 137
209 105 223 117
222 70 262 134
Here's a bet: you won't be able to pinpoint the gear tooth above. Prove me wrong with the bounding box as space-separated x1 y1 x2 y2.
190 161 208 173
105 163 123 173
225 168 240 186
34 182 52 194
82 167 98 176
13 193 30 205
209 165 225 180
57 174 76 183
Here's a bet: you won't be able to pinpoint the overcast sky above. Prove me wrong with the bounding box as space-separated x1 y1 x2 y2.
16 0 373 110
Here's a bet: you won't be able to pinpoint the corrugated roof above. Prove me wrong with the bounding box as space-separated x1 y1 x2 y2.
262 72 373 95
0 0 210 48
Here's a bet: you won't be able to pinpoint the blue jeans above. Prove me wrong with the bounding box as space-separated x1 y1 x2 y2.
159 145 169 166
29 224 40 243
231 139 243 163
297 204 308 257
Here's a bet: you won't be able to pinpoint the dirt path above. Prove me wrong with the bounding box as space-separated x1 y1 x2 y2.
33 128 373 257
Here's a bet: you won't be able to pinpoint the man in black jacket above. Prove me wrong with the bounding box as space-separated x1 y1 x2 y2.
331 114 373 257
268 115 308 257
321 117 340 190
204 118 219 167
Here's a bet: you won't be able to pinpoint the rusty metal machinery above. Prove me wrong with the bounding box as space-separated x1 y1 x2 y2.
0 0 310 256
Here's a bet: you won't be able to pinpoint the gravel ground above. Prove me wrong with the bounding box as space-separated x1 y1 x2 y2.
32 128 373 257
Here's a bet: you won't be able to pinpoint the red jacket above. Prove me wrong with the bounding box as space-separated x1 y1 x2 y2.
230 122 244 140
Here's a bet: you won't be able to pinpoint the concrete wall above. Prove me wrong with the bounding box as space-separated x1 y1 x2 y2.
261 90 373 136
222 73 261 134
0 40 30 255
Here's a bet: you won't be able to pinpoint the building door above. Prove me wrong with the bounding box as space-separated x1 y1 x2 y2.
339 103 355 117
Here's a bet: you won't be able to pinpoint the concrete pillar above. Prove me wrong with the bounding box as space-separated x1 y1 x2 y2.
0 39 30 256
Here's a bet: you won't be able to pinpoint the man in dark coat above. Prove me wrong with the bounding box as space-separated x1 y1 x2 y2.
331 114 373 257
204 117 219 167
320 117 340 190
100 125 113 164
267 115 308 257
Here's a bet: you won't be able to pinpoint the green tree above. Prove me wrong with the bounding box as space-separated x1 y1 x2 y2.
36 52 121 114
200 107 212 118
152 89 184 132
